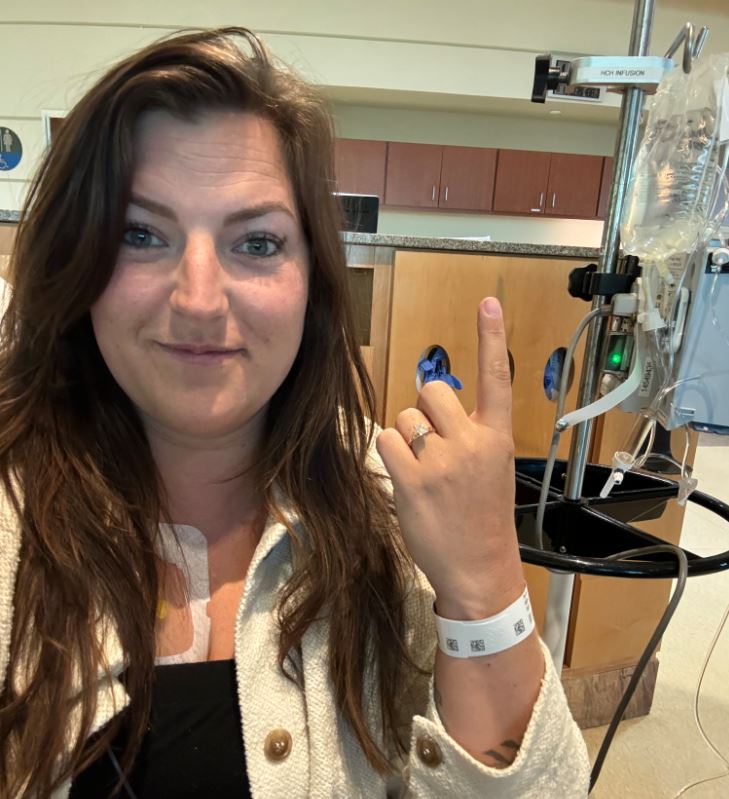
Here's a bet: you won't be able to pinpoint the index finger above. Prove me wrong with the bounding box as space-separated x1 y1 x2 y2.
473 296 513 433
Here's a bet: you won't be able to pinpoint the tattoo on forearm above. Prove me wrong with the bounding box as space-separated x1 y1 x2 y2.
482 739 521 768
434 682 520 767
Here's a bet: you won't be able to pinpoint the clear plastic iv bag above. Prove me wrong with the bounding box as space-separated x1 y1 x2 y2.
620 54 729 260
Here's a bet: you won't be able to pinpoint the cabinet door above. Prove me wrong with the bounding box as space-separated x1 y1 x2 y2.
438 146 497 212
492 150 551 215
333 139 387 200
546 154 603 218
384 142 443 208
596 157 614 220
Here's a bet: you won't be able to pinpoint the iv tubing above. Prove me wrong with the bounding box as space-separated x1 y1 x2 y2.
535 306 609 550
673 597 729 797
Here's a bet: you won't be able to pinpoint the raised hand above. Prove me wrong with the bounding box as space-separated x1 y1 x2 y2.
376 296 524 616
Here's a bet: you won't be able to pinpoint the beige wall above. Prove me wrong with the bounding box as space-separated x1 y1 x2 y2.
1 1 726 243
5 1 728 63
332 104 617 154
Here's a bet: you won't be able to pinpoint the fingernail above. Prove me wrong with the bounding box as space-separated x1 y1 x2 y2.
483 297 501 318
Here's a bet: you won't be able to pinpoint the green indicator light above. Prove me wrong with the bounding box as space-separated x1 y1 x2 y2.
609 352 623 367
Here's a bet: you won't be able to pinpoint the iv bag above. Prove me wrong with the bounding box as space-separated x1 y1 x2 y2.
620 54 729 260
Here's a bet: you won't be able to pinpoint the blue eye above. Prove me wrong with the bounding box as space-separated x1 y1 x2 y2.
235 235 283 257
122 225 166 249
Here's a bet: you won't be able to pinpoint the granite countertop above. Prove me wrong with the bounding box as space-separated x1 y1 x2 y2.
0 210 21 223
342 231 601 259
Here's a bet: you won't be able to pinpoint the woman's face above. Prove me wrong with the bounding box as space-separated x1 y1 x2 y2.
90 109 309 443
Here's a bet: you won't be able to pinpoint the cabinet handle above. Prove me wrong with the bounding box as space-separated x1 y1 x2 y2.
445 186 449 202
540 192 545 208
432 185 436 202
552 192 557 208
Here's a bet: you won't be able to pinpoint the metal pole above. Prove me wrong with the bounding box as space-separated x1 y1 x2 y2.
543 0 656 674
564 0 655 502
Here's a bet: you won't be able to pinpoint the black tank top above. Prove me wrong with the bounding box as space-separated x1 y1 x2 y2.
69 659 251 799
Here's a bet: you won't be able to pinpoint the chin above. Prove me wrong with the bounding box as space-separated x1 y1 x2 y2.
145 404 263 442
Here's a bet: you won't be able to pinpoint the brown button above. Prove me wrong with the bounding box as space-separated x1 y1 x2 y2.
264 728 292 762
416 734 443 767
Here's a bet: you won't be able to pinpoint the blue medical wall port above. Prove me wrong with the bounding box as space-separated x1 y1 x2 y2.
416 345 463 392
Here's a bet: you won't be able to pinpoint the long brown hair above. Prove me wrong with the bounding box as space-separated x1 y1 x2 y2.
0 28 422 798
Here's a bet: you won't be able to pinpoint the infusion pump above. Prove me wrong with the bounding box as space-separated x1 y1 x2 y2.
609 239 729 434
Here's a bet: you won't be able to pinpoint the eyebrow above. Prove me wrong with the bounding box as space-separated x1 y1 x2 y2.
128 193 296 225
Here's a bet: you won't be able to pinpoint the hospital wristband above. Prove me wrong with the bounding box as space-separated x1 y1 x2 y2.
433 584 535 658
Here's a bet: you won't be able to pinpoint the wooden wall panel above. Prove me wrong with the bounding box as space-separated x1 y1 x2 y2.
369 262 394 426
384 250 590 461
383 250 594 634
567 415 698 669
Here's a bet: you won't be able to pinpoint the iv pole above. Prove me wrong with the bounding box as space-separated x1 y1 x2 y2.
522 0 723 680
542 0 656 673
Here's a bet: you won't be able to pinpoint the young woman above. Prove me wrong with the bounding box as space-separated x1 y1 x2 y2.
0 27 589 798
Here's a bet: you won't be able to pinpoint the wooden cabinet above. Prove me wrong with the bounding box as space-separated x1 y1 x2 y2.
494 150 603 218
384 143 497 212
492 150 552 215
333 139 387 200
438 146 497 212
337 137 607 219
384 142 443 208
597 157 614 220
546 154 603 218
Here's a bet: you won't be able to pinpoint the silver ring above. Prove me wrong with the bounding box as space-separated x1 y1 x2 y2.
407 422 435 448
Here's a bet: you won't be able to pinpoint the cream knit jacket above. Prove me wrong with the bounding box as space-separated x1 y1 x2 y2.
0 472 591 798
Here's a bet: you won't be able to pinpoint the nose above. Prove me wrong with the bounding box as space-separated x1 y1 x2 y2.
169 234 229 320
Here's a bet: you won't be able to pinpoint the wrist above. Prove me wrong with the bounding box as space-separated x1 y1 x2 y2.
435 558 526 621
433 583 535 658
435 577 527 622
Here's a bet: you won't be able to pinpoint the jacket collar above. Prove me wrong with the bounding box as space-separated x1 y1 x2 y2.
0 476 22 697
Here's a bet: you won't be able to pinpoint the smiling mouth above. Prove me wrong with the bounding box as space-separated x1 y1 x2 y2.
158 343 244 364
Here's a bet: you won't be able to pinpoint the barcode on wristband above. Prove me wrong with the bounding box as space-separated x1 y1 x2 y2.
445 638 459 652
470 639 486 653
514 618 526 636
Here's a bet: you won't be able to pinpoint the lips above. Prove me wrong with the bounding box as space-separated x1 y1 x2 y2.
164 343 238 355
157 342 244 364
